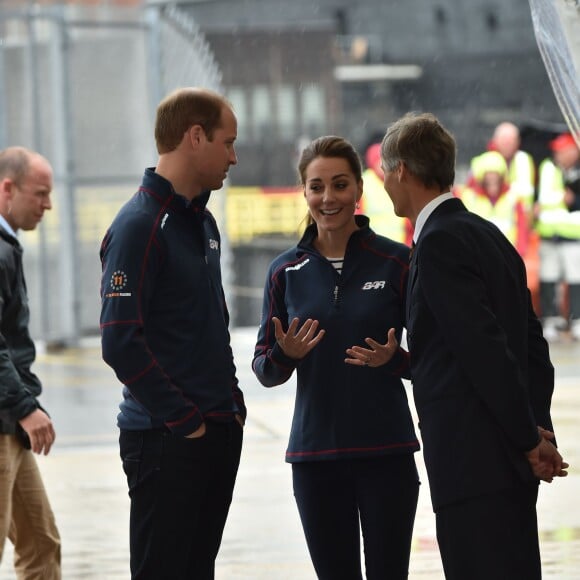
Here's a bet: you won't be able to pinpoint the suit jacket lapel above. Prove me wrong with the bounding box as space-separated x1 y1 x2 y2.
406 245 418 323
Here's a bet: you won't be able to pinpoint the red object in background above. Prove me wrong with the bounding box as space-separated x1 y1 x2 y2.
549 133 577 152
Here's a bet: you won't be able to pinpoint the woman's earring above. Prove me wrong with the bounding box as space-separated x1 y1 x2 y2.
355 202 360 209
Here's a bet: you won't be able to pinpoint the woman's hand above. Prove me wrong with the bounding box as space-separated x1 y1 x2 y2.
273 316 325 359
345 328 399 368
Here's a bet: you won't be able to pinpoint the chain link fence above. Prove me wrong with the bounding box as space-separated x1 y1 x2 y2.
0 2 225 345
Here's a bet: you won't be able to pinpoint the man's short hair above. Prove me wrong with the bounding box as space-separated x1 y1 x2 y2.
154 87 232 154
381 112 456 192
0 147 34 186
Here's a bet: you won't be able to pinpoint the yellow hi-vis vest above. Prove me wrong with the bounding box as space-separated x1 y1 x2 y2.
470 150 535 212
459 186 520 247
536 158 580 240
361 169 408 243
508 150 535 213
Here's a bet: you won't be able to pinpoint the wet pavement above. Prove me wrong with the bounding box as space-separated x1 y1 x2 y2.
1 328 579 579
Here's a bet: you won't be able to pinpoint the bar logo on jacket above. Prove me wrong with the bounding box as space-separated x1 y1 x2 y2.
362 280 386 290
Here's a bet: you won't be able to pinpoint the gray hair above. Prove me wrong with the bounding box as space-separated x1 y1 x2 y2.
381 112 456 192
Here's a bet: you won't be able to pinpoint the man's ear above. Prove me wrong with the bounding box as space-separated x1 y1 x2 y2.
188 125 205 149
0 178 14 200
397 161 407 182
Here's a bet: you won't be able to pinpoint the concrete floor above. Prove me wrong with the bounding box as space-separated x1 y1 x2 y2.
1 329 579 579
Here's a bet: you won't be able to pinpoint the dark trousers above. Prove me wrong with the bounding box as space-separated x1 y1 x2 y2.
119 421 243 580
436 484 541 580
292 454 419 580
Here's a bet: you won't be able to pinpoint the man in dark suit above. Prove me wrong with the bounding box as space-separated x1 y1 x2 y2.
379 112 568 579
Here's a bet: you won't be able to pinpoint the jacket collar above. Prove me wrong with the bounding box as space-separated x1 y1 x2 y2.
413 192 455 242
0 222 20 248
142 168 211 213
420 197 467 241
297 214 373 254
0 215 17 239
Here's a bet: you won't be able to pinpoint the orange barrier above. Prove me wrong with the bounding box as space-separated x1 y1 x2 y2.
524 231 541 314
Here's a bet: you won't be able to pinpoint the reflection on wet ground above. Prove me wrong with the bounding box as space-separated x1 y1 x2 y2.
0 332 578 579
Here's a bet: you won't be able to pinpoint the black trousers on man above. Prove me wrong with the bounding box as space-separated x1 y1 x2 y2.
436 483 541 580
119 420 243 580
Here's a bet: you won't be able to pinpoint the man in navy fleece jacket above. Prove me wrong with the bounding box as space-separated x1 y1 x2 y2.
100 87 246 580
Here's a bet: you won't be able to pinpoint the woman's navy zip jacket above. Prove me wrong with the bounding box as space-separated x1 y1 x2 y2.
252 215 419 462
100 169 246 437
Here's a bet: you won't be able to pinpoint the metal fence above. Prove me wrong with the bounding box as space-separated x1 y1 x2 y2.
0 3 225 344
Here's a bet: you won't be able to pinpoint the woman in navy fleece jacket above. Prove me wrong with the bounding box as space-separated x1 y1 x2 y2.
252 136 419 580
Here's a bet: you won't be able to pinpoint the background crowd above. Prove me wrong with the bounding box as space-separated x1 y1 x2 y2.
360 121 580 342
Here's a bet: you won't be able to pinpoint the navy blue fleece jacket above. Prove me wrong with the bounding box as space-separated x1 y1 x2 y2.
252 216 419 462
100 169 246 436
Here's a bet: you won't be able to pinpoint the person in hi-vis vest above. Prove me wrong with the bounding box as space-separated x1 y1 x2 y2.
535 133 580 341
459 150 529 257
469 122 536 217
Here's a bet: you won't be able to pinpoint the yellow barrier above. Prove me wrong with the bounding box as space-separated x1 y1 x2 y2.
20 185 307 249
225 186 306 244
